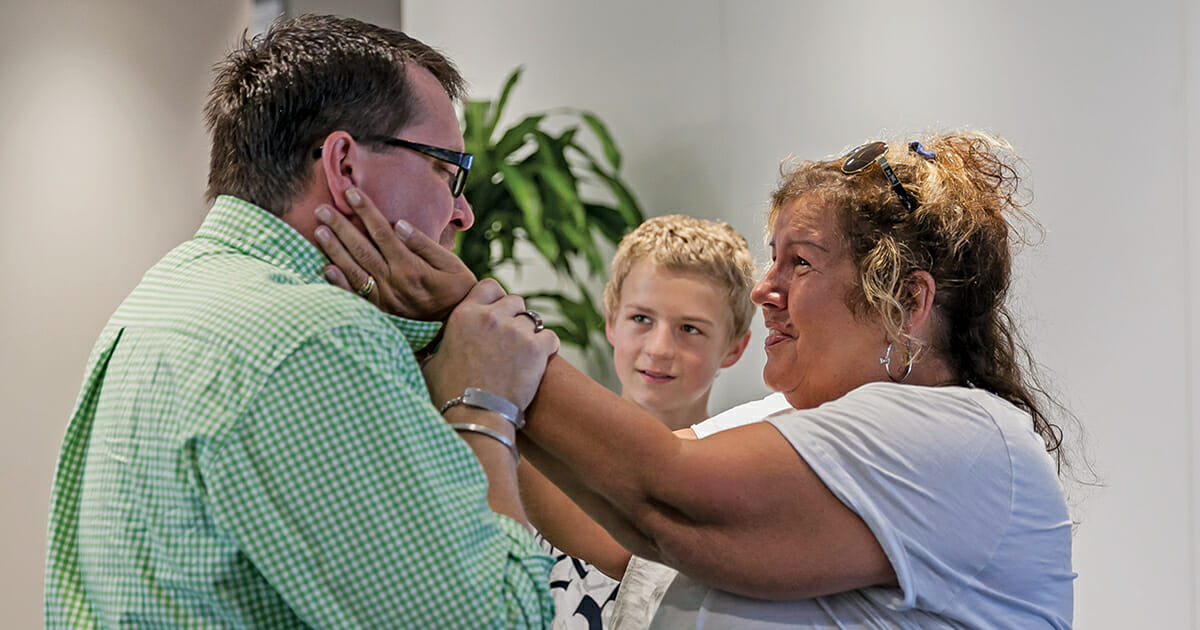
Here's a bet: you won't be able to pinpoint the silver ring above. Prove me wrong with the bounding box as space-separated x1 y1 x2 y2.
516 309 544 333
357 275 376 298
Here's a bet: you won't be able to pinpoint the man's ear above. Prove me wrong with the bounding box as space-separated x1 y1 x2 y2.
720 330 752 369
903 270 938 337
318 131 364 216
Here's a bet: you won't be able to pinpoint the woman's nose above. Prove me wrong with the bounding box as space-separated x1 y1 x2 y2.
751 268 783 308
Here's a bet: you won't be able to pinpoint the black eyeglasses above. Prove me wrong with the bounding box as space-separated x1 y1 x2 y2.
358 135 474 197
840 141 918 212
311 135 474 197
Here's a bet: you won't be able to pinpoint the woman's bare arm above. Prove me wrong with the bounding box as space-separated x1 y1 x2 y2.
522 356 896 601
517 451 632 580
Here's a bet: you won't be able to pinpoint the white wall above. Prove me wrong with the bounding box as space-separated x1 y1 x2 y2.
0 1 248 627
1186 0 1200 622
0 1 1193 628
403 1 774 408
406 1 1197 628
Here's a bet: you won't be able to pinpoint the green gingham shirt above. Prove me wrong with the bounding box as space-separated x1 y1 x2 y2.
45 196 554 628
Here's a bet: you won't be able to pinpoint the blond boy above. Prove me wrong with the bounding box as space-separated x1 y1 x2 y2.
525 214 756 629
601 215 756 430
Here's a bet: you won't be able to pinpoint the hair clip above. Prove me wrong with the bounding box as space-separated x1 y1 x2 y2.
908 141 936 161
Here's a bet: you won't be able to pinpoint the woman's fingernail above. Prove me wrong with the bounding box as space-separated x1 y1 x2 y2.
394 219 412 238
314 206 331 222
345 187 362 205
315 226 331 243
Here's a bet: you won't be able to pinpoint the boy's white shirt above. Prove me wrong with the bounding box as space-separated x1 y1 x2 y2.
690 392 791 439
612 392 792 629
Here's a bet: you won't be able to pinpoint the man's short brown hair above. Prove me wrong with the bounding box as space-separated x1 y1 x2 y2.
204 14 464 215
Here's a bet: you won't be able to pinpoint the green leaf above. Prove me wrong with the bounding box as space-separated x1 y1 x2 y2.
578 110 622 170
462 100 491 153
559 221 604 274
497 163 559 261
486 67 524 141
493 114 545 160
558 126 579 148
588 204 637 248
455 67 645 358
536 164 587 228
525 291 603 349
530 128 574 173
590 168 644 227
569 142 643 226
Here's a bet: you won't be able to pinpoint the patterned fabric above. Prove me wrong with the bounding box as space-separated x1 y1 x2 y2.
608 555 676 630
45 196 554 629
537 535 620 630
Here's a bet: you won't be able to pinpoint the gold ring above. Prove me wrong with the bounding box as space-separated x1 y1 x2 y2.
357 275 376 298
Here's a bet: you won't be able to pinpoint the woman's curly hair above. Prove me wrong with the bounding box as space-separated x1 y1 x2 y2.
769 131 1065 464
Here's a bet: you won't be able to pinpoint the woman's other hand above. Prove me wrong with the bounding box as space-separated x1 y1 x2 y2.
423 279 560 412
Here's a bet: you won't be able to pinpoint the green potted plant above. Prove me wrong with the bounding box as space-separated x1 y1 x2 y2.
457 68 645 358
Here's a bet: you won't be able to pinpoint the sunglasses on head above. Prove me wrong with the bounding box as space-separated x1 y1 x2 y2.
840 141 934 213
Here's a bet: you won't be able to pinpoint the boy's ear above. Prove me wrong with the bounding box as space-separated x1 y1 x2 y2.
720 330 752 369
318 131 365 216
604 319 616 347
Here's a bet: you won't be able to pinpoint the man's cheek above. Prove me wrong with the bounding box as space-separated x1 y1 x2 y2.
438 227 459 250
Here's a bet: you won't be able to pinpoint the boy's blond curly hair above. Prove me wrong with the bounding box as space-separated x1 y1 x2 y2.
603 215 756 342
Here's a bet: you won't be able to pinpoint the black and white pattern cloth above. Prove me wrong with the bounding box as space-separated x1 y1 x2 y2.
537 534 621 630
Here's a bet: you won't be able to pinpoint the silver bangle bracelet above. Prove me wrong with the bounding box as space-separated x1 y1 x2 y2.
448 422 519 463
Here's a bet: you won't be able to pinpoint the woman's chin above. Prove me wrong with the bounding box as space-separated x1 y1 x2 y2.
760 366 790 394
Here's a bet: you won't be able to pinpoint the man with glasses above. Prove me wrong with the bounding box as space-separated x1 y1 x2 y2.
45 14 557 629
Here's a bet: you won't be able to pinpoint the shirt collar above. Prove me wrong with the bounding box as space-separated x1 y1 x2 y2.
196 195 443 350
196 195 328 282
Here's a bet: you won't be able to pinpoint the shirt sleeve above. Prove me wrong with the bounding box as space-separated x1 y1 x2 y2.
766 384 1014 614
381 312 442 354
203 323 553 629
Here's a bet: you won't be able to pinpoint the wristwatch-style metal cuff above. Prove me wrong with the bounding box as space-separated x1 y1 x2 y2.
439 387 524 429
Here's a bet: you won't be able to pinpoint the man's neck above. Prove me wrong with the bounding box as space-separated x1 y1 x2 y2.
280 181 336 248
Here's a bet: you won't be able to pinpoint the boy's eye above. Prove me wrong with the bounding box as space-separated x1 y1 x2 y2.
681 324 703 335
631 314 651 324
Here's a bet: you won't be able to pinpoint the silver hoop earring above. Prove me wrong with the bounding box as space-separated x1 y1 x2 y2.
879 342 913 383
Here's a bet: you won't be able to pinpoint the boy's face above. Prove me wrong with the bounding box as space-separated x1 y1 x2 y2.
606 261 748 429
